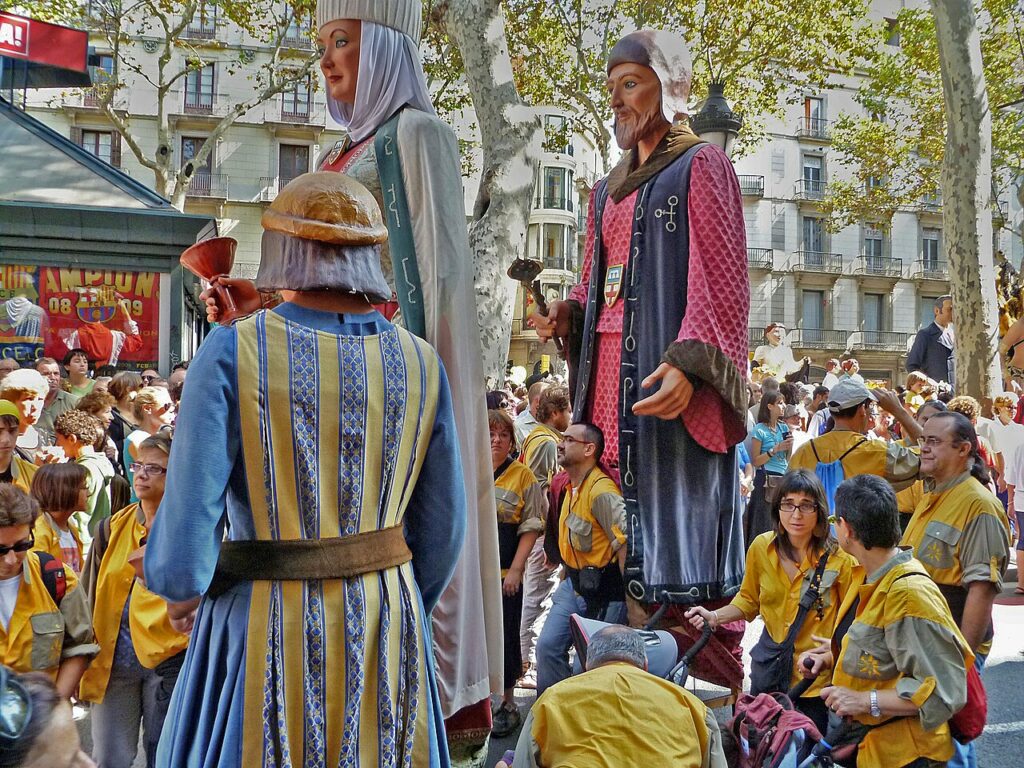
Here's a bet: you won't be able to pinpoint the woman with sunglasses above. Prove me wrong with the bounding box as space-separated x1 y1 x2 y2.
0 484 98 699
123 387 175 500
80 432 188 768
685 469 855 732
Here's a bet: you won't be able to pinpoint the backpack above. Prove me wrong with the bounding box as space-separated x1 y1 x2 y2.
809 438 867 514
723 691 821 768
34 551 67 606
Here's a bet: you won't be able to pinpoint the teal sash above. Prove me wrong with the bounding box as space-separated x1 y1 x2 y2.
375 112 426 338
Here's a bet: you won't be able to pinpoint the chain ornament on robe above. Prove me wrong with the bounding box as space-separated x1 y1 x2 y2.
654 195 679 233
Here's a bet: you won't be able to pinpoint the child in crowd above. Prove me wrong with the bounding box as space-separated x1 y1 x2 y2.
30 463 88 574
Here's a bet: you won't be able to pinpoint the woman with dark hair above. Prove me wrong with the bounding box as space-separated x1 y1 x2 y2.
30 463 88 574
0 667 95 768
686 469 855 732
746 390 793 547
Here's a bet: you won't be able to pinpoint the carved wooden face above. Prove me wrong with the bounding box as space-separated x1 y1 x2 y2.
318 19 362 105
606 62 668 151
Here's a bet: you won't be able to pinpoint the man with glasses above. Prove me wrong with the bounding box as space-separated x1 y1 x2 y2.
535 422 627 695
790 379 923 497
901 411 1010 768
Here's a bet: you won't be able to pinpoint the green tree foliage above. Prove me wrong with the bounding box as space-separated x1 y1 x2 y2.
826 0 1024 233
425 0 876 166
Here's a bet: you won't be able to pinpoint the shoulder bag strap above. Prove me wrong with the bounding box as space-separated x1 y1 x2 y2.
838 438 869 462
782 551 831 646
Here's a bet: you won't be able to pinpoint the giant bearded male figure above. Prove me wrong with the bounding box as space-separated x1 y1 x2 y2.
534 30 749 614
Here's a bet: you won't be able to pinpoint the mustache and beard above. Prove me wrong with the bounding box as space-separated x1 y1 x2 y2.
613 106 669 150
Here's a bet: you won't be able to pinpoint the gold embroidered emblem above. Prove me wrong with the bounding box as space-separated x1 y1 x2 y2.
604 264 624 307
857 651 882 678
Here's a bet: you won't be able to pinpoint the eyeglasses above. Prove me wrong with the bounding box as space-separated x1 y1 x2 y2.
0 666 32 746
561 435 594 446
130 462 167 476
917 436 957 448
779 501 818 516
155 402 175 415
0 537 34 556
141 375 157 383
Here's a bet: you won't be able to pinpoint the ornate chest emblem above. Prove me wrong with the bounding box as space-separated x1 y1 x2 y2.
604 264 624 308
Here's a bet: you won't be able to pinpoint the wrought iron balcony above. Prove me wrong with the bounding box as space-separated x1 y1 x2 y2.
794 178 828 201
738 175 764 197
789 329 850 349
855 256 902 278
749 327 766 347
186 173 228 198
917 192 942 212
912 259 949 281
791 251 843 274
747 248 774 270
183 95 214 115
184 16 217 40
542 255 575 272
797 117 831 141
850 330 912 352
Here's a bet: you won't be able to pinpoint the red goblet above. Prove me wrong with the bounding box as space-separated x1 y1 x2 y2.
180 237 243 324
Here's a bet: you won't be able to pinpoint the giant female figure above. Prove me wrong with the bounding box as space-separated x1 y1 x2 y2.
204 0 502 754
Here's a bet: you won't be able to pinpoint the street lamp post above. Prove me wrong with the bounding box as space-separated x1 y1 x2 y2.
690 82 743 158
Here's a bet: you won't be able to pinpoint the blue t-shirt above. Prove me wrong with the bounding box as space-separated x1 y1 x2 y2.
752 422 789 475
737 442 752 470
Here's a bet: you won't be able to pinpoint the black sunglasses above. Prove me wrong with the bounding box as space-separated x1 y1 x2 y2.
0 537 34 557
0 666 32 746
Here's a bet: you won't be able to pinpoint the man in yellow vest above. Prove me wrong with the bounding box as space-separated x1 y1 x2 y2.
901 411 1010 768
536 422 627 695
521 385 571 491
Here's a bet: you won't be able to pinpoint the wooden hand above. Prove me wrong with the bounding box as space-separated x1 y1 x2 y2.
632 363 694 419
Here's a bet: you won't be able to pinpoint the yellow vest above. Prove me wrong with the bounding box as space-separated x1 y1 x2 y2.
9 455 36 493
0 552 79 679
522 423 561 483
79 504 189 702
558 467 624 570
31 513 84 571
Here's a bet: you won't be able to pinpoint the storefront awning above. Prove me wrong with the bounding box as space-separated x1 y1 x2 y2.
0 13 91 89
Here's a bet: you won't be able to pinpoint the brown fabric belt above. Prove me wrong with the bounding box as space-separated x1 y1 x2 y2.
208 526 411 596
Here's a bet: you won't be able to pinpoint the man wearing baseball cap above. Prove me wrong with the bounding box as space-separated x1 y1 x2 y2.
789 379 924 492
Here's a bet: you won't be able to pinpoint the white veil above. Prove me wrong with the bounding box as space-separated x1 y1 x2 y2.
326 21 436 143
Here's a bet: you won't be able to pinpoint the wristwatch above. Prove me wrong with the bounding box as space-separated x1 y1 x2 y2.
869 689 881 718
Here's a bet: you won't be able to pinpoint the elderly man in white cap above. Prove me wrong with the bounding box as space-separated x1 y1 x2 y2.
532 30 750 648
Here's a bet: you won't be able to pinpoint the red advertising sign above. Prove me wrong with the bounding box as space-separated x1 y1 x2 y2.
0 12 88 73
0 265 161 370
0 14 28 58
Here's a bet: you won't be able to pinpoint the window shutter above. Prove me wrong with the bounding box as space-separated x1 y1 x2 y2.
110 131 122 167
70 126 83 147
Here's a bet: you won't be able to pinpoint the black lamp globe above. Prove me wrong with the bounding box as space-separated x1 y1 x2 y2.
690 82 743 158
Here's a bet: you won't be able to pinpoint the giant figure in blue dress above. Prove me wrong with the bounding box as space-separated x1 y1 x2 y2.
145 173 466 767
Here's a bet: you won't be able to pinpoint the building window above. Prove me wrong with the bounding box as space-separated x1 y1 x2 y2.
802 154 824 197
187 1 218 39
802 289 825 343
282 77 311 120
284 9 313 46
279 144 309 188
802 216 825 257
539 167 573 211
802 96 827 137
922 228 942 269
864 225 885 271
920 296 940 330
543 115 573 156
863 292 886 343
78 129 112 164
181 136 213 191
885 18 900 46
542 223 571 271
184 64 215 113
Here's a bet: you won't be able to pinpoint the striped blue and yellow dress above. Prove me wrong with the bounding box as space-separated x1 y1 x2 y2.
146 303 466 767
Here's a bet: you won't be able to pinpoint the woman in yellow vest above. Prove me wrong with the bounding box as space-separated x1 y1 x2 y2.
0 399 36 492
30 463 88 574
0 483 97 698
686 469 855 733
489 409 546 737
80 432 188 768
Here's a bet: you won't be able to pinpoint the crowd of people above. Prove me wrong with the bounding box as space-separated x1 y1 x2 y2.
0 353 189 768
481 313 1015 768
